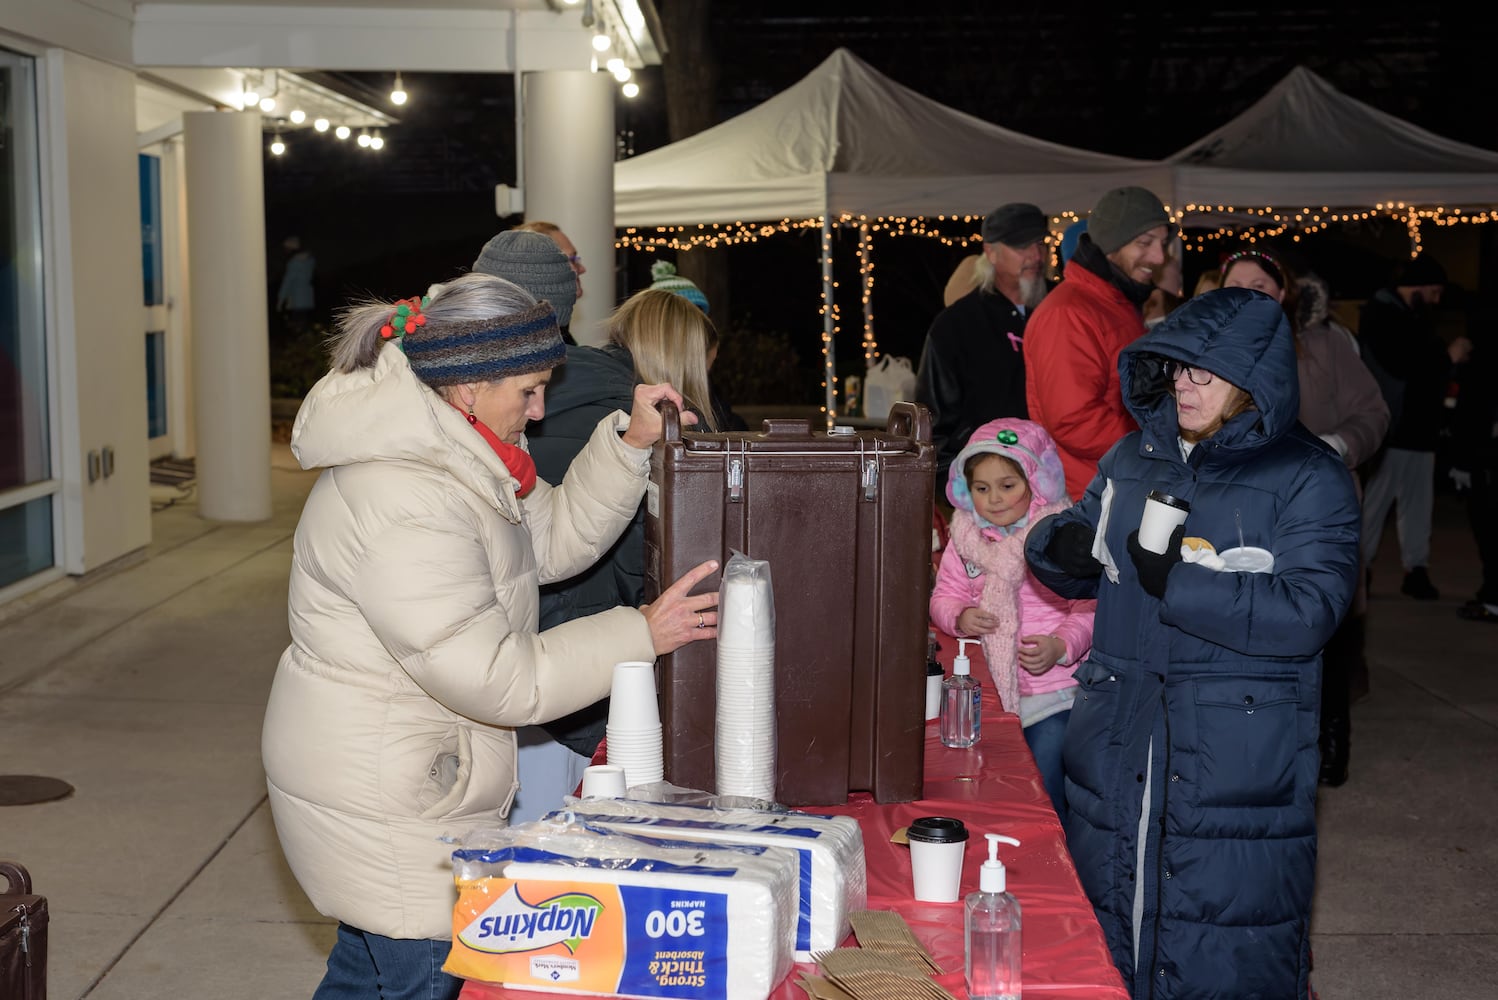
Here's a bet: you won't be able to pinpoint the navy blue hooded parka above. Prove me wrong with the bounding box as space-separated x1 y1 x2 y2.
1025 288 1360 999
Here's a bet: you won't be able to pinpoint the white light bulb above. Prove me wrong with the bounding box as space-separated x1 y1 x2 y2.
243 89 259 107
391 72 407 106
259 97 276 113
592 33 611 51
622 81 639 99
370 136 384 150
270 139 286 156
335 125 351 140
605 57 624 75
314 118 329 132
289 109 306 124
357 132 372 147
612 64 632 83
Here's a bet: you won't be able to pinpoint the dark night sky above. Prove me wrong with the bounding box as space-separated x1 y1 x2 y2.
264 4 1491 398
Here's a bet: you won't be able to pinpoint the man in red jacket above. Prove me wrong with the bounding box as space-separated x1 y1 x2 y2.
1024 186 1172 499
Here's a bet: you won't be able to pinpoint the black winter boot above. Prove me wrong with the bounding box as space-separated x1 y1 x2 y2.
1319 614 1359 787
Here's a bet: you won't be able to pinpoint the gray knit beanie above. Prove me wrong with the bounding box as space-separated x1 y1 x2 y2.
471 231 577 327
1088 186 1170 254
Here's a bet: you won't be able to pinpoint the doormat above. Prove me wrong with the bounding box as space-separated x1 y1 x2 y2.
150 457 196 487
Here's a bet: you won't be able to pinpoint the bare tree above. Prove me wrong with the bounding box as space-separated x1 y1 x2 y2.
656 1 728 326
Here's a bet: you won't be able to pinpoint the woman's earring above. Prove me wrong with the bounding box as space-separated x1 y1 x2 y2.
466 405 477 426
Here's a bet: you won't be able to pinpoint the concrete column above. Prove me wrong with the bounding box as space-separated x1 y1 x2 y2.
182 111 271 520
523 70 615 345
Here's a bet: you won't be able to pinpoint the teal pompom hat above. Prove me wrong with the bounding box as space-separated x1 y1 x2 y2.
648 260 710 313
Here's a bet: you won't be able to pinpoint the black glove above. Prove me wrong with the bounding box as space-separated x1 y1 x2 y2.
1127 525 1185 599
1046 520 1104 579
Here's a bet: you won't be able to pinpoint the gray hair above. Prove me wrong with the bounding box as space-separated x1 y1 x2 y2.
973 251 997 294
327 272 540 375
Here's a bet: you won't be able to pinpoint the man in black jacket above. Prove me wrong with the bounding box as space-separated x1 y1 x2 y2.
1359 255 1470 599
915 202 1049 497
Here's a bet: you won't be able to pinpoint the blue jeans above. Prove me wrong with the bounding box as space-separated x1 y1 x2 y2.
312 922 464 1000
1023 710 1071 825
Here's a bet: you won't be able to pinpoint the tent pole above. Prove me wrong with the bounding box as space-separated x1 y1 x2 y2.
821 213 836 430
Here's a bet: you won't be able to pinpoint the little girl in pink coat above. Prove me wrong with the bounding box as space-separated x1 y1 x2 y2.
929 417 1096 820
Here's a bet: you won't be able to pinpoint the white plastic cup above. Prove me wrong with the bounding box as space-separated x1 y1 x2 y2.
1139 490 1191 554
608 661 661 731
907 816 969 902
579 765 627 799
1218 546 1274 574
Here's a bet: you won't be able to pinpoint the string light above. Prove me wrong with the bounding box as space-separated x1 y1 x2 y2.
622 81 640 99
259 96 276 113
334 125 351 140
269 135 286 156
289 109 306 124
313 117 330 132
390 72 407 106
592 33 612 52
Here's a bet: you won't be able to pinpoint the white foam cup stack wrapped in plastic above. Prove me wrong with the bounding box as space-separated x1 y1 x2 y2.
715 553 776 801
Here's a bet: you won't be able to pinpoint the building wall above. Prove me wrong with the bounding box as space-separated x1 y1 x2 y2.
50 50 150 571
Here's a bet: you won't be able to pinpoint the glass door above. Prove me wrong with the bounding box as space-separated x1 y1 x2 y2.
0 47 54 590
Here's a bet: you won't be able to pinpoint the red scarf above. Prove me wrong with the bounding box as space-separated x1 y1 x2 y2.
449 402 537 497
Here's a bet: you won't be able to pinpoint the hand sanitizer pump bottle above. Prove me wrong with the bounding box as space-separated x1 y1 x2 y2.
939 637 981 748
965 833 1022 1000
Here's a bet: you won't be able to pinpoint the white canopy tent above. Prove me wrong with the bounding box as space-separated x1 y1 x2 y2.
615 47 1169 226
614 48 1171 421
1171 66 1498 220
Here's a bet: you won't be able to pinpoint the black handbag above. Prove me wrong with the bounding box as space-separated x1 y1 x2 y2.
1 860 48 1000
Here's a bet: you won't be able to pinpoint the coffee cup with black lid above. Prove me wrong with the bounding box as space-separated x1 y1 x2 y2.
1140 490 1191 554
907 816 969 902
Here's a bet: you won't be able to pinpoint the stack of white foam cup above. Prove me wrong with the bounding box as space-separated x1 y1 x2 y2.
715 564 777 801
605 661 664 788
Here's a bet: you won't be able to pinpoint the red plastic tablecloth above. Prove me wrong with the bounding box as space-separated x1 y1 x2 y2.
460 632 1127 1000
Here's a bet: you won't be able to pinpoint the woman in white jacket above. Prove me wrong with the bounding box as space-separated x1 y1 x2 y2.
262 273 718 1000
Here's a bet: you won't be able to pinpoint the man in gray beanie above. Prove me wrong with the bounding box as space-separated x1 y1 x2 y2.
1022 185 1173 497
472 230 580 344
916 201 1051 498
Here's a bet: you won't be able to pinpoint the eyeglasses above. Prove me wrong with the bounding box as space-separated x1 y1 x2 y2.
1164 360 1214 386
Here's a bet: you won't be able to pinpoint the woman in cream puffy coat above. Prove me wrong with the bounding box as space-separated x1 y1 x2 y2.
262 273 718 1000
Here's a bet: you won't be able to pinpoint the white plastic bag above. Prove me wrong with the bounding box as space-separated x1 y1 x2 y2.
862 355 916 420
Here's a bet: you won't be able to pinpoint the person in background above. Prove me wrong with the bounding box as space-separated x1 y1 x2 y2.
1024 185 1173 499
276 236 316 333
1358 254 1471 600
1221 246 1389 787
513 288 724 821
1449 326 1498 624
516 219 586 304
648 258 747 431
1058 218 1088 271
916 202 1050 498
474 228 581 345
928 417 1095 822
262 272 719 999
1025 287 1360 1000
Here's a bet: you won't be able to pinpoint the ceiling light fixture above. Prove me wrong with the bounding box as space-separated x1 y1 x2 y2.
391 71 407 106
313 117 330 132
370 134 385 151
270 135 286 156
335 124 351 140
357 130 372 148
622 81 639 99
289 109 306 124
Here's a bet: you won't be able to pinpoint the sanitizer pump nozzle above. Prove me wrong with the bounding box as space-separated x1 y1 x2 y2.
979 834 1021 893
